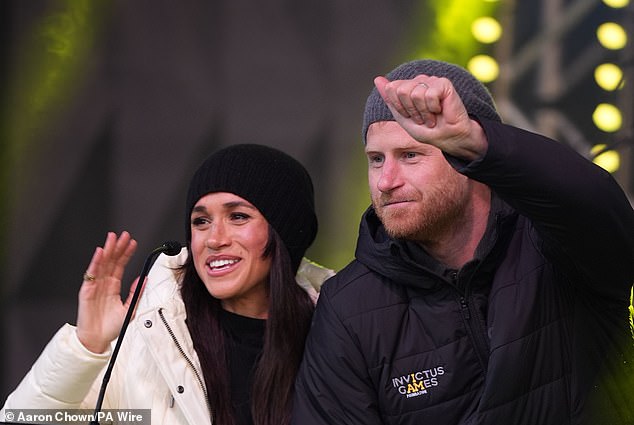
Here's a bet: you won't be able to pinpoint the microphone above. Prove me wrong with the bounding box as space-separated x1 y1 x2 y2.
156 240 183 256
90 240 182 425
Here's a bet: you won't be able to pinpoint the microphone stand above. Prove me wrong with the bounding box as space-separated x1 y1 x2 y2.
89 241 181 425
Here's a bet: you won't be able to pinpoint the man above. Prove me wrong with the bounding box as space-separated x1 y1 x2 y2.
292 60 634 425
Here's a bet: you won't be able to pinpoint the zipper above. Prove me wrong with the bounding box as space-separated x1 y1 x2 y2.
449 265 490 373
458 293 489 372
456 212 501 373
459 296 471 320
158 308 214 422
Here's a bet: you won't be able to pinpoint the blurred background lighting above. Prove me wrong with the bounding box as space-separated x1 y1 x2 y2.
472 17 502 44
591 144 621 172
592 103 623 132
467 55 499 83
596 22 628 49
594 63 624 91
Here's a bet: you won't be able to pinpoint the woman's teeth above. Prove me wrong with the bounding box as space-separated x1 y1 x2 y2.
208 259 239 269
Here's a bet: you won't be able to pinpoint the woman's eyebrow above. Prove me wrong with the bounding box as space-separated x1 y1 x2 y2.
223 201 257 210
191 201 257 213
191 205 208 214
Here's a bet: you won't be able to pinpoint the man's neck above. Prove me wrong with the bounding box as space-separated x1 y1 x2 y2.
421 183 491 270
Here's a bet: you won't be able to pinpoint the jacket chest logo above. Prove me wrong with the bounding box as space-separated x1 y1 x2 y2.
391 366 445 399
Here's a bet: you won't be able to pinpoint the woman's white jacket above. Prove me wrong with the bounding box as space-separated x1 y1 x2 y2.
1 248 334 424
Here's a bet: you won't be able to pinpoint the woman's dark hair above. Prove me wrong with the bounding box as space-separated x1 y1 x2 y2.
180 225 314 425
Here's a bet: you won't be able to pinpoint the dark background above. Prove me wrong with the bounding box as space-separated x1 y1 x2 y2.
1 0 632 402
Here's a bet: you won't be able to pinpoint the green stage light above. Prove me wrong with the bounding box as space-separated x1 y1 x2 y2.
413 0 500 66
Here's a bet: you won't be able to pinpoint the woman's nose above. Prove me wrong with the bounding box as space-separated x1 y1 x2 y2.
205 222 231 249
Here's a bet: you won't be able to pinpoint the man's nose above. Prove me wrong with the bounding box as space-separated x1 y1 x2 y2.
377 160 403 193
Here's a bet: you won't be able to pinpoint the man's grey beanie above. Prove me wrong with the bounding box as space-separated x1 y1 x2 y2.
362 59 501 143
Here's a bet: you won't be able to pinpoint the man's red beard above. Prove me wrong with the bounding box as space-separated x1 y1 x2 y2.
373 185 468 243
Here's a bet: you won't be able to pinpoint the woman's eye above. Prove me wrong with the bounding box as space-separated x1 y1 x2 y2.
191 216 209 227
230 212 250 221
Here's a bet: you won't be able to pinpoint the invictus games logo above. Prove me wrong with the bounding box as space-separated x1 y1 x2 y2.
391 365 445 399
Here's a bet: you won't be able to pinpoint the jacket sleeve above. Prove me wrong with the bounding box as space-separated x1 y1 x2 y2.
291 283 383 425
460 118 634 299
1 324 109 414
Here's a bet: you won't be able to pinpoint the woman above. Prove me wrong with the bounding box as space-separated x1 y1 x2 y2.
2 144 334 425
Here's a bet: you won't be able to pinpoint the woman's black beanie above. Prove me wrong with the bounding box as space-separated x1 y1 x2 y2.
185 144 318 273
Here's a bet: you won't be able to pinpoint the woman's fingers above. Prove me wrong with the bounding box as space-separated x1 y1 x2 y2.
87 232 137 284
76 231 138 353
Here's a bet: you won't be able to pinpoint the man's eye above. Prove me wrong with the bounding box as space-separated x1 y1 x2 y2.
405 152 417 159
368 155 384 165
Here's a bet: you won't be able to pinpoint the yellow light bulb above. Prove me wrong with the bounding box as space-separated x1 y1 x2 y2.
467 55 499 83
596 22 628 50
602 0 629 8
592 103 622 132
594 63 624 91
472 17 503 44
591 144 621 173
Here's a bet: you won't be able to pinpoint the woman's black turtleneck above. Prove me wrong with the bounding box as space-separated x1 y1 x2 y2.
219 309 266 425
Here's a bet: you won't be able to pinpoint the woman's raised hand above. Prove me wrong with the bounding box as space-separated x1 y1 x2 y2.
76 231 138 353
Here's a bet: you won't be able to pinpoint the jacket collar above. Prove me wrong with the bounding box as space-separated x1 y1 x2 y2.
354 193 517 290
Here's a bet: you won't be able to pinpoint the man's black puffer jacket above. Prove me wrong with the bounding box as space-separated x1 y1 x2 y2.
292 119 634 425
